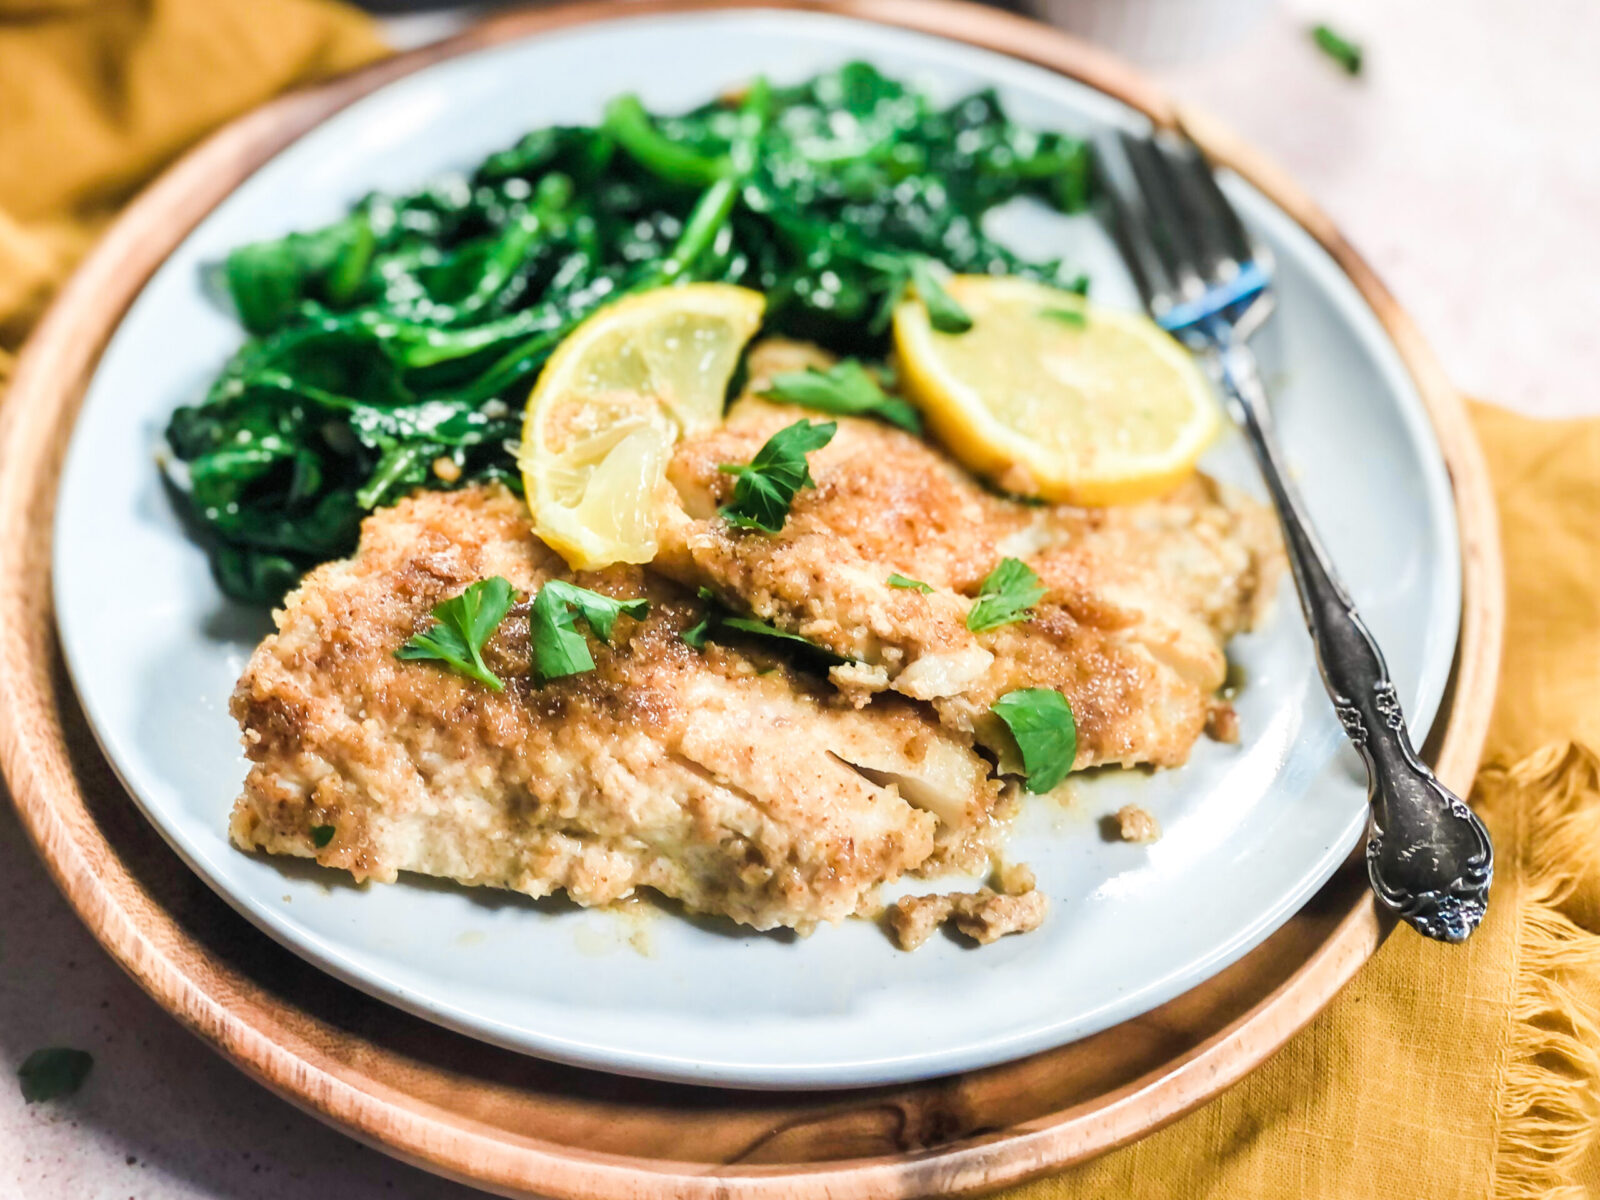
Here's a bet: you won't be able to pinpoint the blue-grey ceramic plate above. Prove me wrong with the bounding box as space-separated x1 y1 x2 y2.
53 9 1459 1090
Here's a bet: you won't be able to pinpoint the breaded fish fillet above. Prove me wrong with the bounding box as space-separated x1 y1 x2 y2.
230 486 1000 932
230 340 1280 940
659 341 1283 769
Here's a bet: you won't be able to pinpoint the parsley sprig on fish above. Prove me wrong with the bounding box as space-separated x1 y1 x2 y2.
395 576 516 690
394 575 649 688
991 688 1078 793
161 63 1092 603
966 557 1045 632
718 419 836 533
529 581 649 682
682 588 845 664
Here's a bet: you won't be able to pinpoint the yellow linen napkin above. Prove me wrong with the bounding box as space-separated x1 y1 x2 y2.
0 0 385 374
1012 406 1600 1200
2 4 1596 1197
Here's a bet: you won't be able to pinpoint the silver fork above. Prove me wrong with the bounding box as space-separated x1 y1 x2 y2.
1098 129 1492 942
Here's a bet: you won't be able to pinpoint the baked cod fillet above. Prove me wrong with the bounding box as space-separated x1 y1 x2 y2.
228 341 1279 940
229 485 999 932
659 341 1284 771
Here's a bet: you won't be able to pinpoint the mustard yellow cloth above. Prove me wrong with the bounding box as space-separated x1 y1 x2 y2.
1017 407 1600 1200
2 4 1596 1198
0 0 385 373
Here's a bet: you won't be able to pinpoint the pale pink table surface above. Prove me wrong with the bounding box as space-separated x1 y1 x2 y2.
4 1 1597 1195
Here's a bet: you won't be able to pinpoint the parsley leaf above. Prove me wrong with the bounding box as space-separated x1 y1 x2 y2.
966 557 1045 632
395 576 516 691
681 590 716 651
991 688 1077 793
1311 24 1363 75
888 572 934 593
19 1048 93 1103
681 588 845 663
718 419 836 533
718 615 840 657
310 824 336 848
529 580 649 683
761 361 922 434
910 257 974 334
1040 305 1087 328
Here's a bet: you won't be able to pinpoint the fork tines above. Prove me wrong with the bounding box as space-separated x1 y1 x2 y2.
1097 129 1273 342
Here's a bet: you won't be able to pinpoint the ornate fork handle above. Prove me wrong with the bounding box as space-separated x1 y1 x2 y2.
1211 333 1493 942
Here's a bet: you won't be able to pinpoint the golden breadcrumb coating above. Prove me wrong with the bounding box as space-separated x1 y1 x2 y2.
229 339 1282 941
230 485 998 933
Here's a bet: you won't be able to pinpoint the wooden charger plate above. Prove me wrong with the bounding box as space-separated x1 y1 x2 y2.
0 1 1502 1195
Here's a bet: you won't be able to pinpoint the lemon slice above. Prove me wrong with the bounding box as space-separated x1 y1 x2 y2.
519 284 764 568
893 276 1219 504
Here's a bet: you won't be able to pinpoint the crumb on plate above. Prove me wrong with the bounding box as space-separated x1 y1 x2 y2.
1206 700 1240 744
887 863 1046 951
1115 804 1162 844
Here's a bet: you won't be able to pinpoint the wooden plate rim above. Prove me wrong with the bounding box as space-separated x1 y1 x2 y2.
0 2 1503 1197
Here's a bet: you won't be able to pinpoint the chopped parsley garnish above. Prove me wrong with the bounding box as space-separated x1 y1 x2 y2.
1311 24 1363 75
991 688 1077 793
681 588 845 663
719 418 836 533
910 257 974 334
720 614 838 655
888 573 934 593
395 576 516 691
1040 305 1087 328
310 824 336 848
529 580 648 683
680 594 716 652
761 360 922 434
19 1048 93 1103
966 557 1045 632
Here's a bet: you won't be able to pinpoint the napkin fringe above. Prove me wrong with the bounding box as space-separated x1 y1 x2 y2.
1486 741 1600 1200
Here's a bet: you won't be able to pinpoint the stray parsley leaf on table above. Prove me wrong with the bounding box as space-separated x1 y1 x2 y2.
888 572 934 593
395 576 516 691
761 360 921 434
966 557 1045 632
719 419 836 533
18 1048 94 1103
991 688 1077 793
1311 23 1363 75
530 580 649 682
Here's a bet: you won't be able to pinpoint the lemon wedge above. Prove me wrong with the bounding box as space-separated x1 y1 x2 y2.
893 276 1219 504
519 284 764 568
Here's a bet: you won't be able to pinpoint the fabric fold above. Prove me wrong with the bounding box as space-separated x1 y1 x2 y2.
1484 743 1600 1199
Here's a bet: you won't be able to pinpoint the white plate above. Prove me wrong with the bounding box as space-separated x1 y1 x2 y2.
52 10 1460 1090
